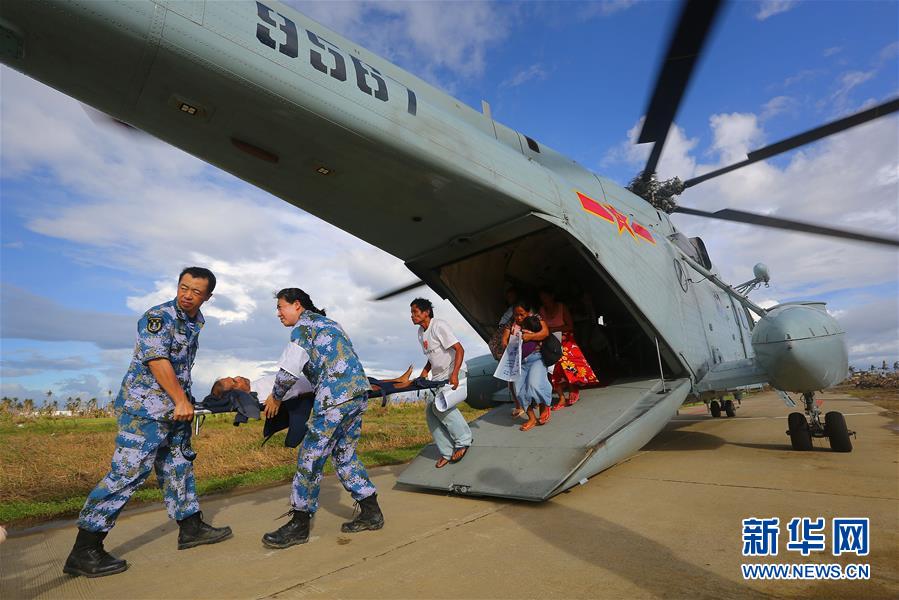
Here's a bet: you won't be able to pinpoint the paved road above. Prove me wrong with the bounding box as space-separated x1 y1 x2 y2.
2 390 897 599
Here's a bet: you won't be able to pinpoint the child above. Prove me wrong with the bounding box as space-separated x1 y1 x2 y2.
503 305 551 431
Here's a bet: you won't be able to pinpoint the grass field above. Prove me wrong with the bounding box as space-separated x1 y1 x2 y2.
838 385 899 413
0 401 487 527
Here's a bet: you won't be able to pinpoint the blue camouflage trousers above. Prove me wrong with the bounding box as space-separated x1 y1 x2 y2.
290 396 376 514
78 411 200 532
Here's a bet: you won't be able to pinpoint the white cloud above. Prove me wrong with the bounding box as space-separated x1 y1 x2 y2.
1 66 488 398
830 70 877 111
600 117 699 180
502 63 548 88
760 96 797 121
286 1 510 88
578 0 639 20
756 0 799 21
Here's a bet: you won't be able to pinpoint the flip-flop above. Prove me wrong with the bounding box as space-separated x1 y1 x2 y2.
435 457 450 468
450 446 469 463
520 420 537 431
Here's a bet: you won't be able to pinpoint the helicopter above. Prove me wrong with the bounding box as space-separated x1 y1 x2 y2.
1 0 896 501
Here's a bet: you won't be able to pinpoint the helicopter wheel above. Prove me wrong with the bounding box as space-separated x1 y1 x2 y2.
787 412 813 451
724 399 736 418
824 411 853 453
710 400 721 418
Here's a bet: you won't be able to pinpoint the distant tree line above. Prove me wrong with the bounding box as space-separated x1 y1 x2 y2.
0 389 116 418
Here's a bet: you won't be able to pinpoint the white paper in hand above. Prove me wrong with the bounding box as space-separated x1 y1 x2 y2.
434 381 468 412
493 332 522 381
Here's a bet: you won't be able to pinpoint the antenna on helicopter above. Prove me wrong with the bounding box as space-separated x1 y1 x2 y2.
734 263 771 296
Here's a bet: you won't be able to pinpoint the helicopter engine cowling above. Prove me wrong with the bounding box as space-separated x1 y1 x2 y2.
751 302 848 393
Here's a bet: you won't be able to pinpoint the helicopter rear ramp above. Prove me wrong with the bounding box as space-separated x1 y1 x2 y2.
396 377 691 501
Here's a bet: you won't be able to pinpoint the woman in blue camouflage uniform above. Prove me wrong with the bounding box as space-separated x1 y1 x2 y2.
261 288 383 549
64 267 232 578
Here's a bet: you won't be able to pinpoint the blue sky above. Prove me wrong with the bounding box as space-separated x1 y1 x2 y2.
1 0 897 405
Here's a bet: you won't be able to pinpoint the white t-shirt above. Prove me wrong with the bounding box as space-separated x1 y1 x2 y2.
252 343 313 400
418 318 460 381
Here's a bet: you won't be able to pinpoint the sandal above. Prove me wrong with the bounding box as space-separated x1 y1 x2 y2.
566 390 580 406
520 419 537 432
435 457 450 468
511 408 523 418
450 446 469 463
537 407 551 426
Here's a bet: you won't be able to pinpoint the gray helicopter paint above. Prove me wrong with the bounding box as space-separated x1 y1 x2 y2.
397 378 690 501
0 0 849 498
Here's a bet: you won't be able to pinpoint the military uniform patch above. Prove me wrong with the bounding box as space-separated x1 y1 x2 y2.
147 317 164 333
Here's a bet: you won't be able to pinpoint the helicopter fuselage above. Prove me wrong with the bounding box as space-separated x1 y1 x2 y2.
0 0 848 399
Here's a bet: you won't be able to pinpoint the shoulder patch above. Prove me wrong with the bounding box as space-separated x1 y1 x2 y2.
147 317 164 334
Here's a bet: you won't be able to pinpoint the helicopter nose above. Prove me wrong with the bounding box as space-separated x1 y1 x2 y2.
752 303 848 393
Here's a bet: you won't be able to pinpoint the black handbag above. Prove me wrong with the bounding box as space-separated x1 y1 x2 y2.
540 334 563 366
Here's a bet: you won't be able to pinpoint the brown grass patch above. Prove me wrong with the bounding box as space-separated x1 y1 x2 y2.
0 401 486 505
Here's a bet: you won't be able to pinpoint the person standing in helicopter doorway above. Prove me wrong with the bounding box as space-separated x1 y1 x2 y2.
64 267 232 578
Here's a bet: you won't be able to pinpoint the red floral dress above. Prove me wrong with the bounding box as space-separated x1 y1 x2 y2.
552 331 598 386
541 303 598 387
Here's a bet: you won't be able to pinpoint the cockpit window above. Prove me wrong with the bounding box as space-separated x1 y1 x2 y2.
689 237 713 270
669 233 713 269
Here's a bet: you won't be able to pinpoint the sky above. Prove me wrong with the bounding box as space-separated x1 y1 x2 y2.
1 0 897 406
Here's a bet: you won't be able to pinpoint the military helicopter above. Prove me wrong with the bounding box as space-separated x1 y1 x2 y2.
2 0 896 501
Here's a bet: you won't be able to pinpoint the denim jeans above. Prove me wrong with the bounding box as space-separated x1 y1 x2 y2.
515 352 552 408
426 402 472 459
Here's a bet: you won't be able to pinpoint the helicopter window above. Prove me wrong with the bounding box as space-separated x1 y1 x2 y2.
668 233 701 262
525 136 540 153
689 237 713 270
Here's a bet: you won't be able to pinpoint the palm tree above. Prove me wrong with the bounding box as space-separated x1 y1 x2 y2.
22 398 35 416
87 397 98 417
65 397 79 415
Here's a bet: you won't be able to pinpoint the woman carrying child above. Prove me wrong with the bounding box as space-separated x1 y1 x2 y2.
502 301 552 431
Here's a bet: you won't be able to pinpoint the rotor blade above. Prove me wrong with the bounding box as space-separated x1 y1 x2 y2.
684 97 899 188
638 0 724 179
370 280 427 301
673 206 899 247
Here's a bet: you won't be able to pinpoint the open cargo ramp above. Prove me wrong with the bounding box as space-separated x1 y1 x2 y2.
397 377 691 501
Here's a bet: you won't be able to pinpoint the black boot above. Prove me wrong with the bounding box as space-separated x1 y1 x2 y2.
262 510 311 549
341 493 384 533
63 529 128 578
177 512 233 550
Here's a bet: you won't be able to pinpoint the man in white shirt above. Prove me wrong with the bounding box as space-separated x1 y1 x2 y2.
410 298 472 468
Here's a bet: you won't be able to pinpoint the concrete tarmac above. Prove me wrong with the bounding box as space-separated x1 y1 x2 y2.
2 390 897 599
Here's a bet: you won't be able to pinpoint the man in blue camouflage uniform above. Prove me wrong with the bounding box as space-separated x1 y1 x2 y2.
260 287 383 549
64 267 232 578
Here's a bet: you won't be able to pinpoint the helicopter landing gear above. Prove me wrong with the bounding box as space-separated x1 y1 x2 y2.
824 411 853 452
708 397 735 418
723 399 736 418
785 392 854 452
